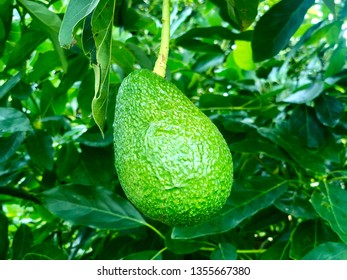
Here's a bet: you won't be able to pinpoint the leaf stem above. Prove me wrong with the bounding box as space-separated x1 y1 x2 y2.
237 249 266 254
151 247 167 260
143 222 166 240
153 0 170 78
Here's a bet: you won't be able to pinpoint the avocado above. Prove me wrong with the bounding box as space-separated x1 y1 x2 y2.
113 69 233 227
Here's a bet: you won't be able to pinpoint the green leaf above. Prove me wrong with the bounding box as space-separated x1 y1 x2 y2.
0 212 9 259
27 51 60 82
42 184 146 230
5 27 46 70
165 235 207 254
315 95 345 128
17 0 67 71
325 42 347 78
0 72 21 99
77 127 113 148
0 132 26 163
311 181 347 244
59 0 100 48
78 70 95 118
172 178 287 239
282 81 325 104
199 94 260 110
211 243 237 260
25 130 54 171
126 43 153 69
226 0 259 31
252 0 315 61
12 224 33 260
24 243 68 260
288 106 326 149
305 22 342 46
0 107 32 136
0 0 12 56
193 53 225 72
123 8 158 34
55 142 79 179
323 0 335 16
275 187 317 219
175 26 240 43
289 220 317 259
261 241 290 260
233 40 255 70
90 0 116 135
122 250 162 260
70 145 114 186
302 242 347 260
230 137 290 162
112 40 136 74
257 126 326 174
177 39 223 53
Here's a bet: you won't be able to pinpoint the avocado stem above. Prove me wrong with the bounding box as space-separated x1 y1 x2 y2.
153 0 170 78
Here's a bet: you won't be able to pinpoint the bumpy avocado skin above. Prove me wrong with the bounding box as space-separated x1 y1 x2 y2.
113 69 233 227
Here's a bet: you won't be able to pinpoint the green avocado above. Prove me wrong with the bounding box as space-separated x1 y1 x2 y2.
113 69 233 227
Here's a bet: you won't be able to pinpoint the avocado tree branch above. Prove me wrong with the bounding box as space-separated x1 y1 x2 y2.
153 0 170 78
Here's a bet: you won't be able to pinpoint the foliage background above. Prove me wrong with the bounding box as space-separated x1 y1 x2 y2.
0 0 347 260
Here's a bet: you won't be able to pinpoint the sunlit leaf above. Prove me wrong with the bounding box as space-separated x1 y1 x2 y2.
233 40 255 70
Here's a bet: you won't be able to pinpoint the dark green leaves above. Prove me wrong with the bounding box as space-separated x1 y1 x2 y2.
288 106 326 149
311 181 347 244
211 243 237 260
0 108 32 136
226 0 259 31
25 130 54 170
252 0 315 61
42 184 146 230
172 178 287 239
315 95 345 127
17 0 67 71
0 213 9 259
12 224 33 260
303 242 347 260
